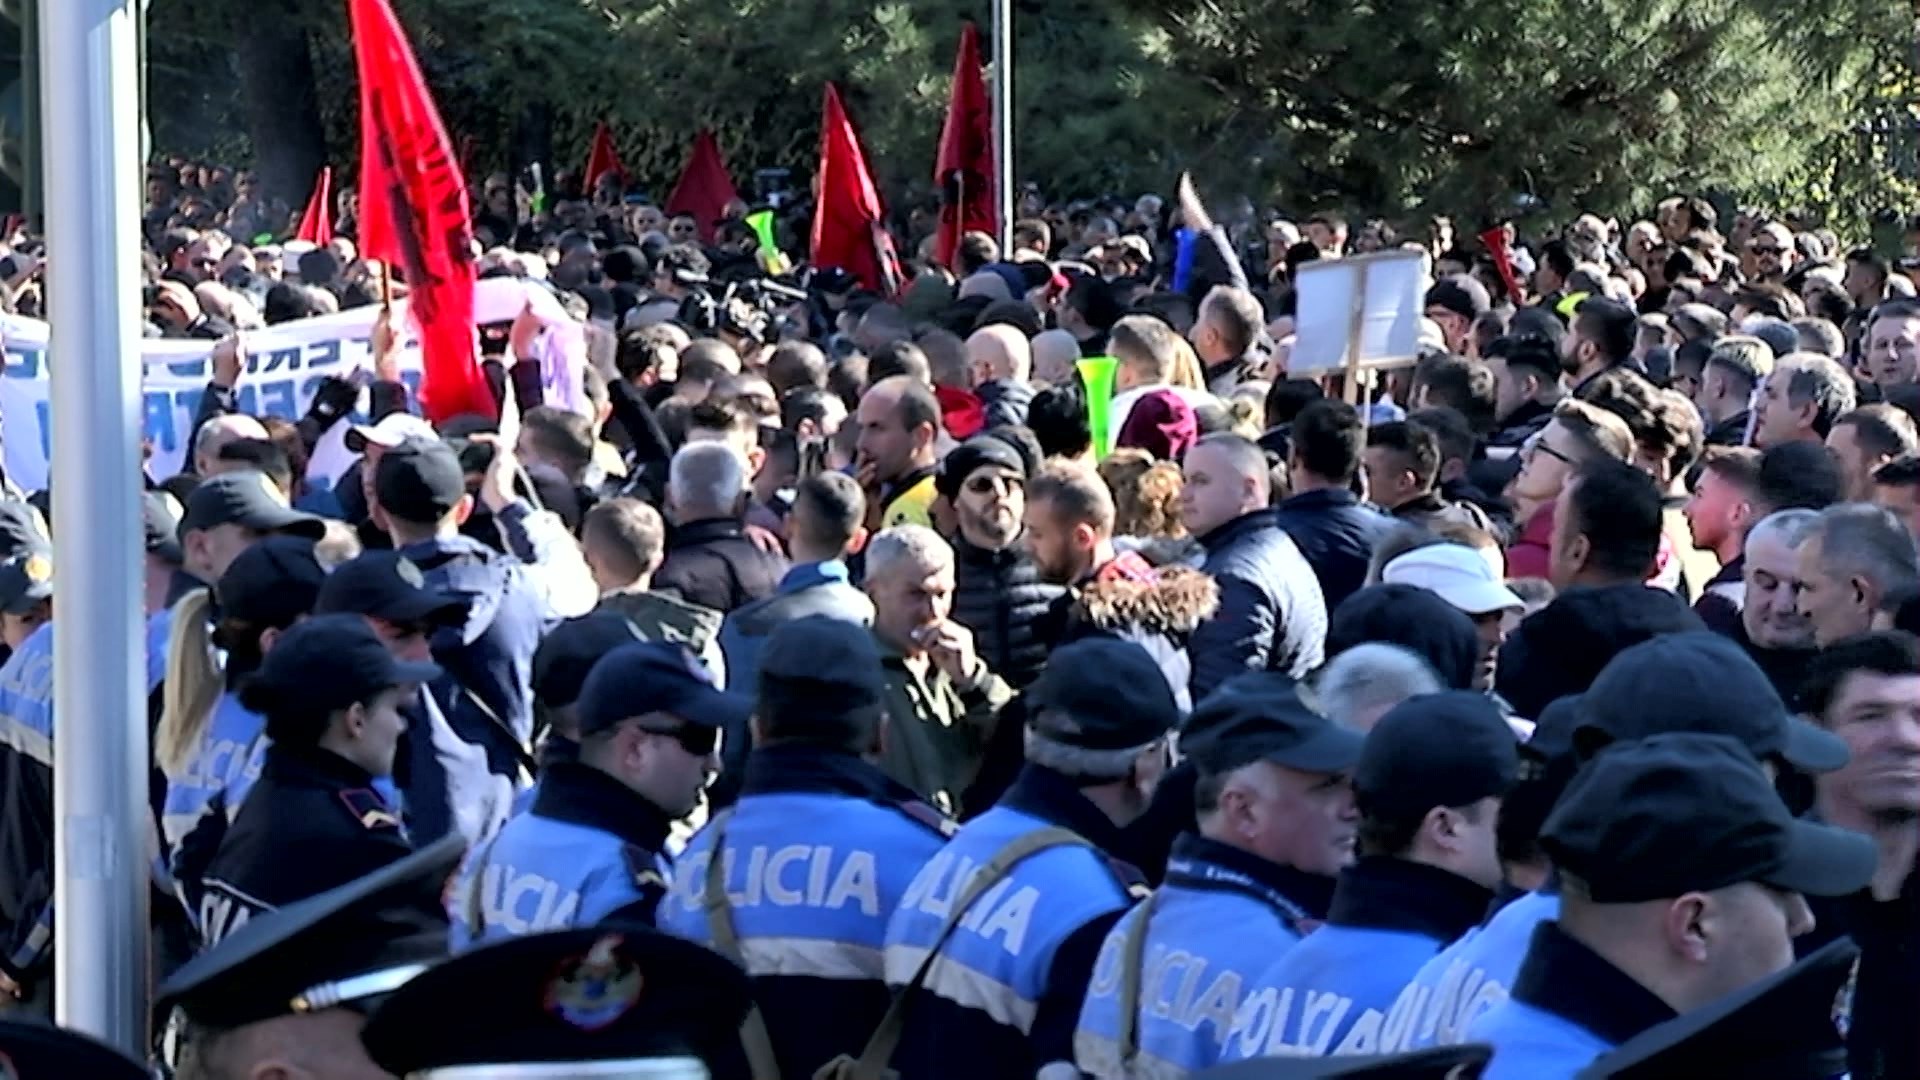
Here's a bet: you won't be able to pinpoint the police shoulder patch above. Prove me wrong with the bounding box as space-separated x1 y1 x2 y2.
622 844 667 894
338 788 401 830
897 798 958 838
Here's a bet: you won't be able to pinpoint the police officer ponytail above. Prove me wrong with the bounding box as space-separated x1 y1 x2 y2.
157 588 222 776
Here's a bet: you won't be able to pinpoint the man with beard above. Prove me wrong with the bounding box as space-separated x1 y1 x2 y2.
1796 632 1920 1080
939 435 1061 691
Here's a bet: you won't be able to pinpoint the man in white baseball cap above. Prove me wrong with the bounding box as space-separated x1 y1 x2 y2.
1382 541 1523 690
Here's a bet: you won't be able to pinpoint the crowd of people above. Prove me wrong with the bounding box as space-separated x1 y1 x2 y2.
0 160 1913 1080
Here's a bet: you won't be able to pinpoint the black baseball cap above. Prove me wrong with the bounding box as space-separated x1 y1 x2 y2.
1182 673 1365 777
1576 632 1849 773
158 834 460 1030
144 490 185 563
0 1021 149 1080
1578 936 1856 1079
0 544 51 615
315 551 467 627
373 437 468 525
1027 637 1180 751
576 641 749 736
1541 733 1877 903
1355 691 1520 821
242 613 443 718
531 613 643 710
361 927 752 1075
215 535 327 628
759 615 886 708
177 470 325 541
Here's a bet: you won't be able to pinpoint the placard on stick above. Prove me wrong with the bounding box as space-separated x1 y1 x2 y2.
1289 250 1427 401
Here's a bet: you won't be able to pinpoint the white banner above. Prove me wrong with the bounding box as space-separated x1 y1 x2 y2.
0 278 565 491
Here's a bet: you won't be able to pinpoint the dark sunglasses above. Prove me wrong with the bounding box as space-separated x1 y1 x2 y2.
636 723 718 756
965 473 1022 496
1750 246 1786 257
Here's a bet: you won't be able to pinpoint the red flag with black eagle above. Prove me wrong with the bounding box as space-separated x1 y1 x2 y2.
934 23 997 270
349 0 491 423
295 166 334 246
811 83 903 296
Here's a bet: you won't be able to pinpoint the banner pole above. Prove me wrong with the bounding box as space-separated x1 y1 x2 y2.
990 0 1014 251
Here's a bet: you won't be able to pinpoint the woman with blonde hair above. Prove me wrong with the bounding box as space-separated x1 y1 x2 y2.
1099 449 1202 567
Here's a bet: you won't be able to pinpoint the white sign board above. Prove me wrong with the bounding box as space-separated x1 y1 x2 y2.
1289 250 1427 376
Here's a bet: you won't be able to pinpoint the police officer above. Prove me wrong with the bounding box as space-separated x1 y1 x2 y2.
451 641 744 948
658 616 953 1076
1393 632 1855 1052
161 835 459 1080
1465 734 1874 1077
196 614 440 944
881 637 1179 1079
361 927 753 1079
316 548 511 846
528 611 646 775
160 534 326 852
1577 938 1858 1079
1076 675 1366 1077
0 1021 149 1078
0 516 53 1010
1225 692 1518 1060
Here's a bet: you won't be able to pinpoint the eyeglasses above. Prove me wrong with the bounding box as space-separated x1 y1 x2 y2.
1750 246 1786 257
965 474 1023 496
635 722 719 756
1524 437 1575 466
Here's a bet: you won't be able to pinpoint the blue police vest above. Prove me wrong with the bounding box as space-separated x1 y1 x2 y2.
1220 857 1491 1060
882 804 1131 1039
161 692 267 849
1390 888 1561 1051
0 623 53 768
1074 835 1330 1077
1468 998 1616 1079
449 762 671 950
660 790 945 979
146 607 172 693
0 623 55 976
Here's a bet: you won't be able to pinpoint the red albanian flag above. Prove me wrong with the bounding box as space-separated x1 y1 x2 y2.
811 84 903 296
664 130 740 245
349 0 491 423
295 166 334 246
584 120 627 192
934 23 997 270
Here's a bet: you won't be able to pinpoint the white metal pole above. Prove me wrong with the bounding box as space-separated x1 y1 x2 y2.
990 0 1014 252
42 0 149 1053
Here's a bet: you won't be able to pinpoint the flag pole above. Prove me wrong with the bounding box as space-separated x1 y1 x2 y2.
43 0 149 1052
990 0 1014 252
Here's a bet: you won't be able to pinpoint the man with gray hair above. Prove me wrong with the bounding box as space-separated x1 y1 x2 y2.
1795 503 1920 647
1314 642 1443 733
1753 352 1858 450
863 524 1012 813
653 441 788 614
1736 509 1823 698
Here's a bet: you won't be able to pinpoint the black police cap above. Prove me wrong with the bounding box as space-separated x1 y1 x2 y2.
0 1021 149 1079
1542 733 1877 904
1576 631 1848 773
315 550 467 627
531 612 643 710
215 534 326 627
240 614 442 723
144 489 184 563
576 641 750 735
1183 673 1364 777
0 543 51 615
360 927 753 1075
1028 637 1180 751
1577 937 1858 1079
758 615 886 708
373 437 468 525
1355 691 1519 822
1196 1042 1493 1078
158 834 461 1030
177 469 325 540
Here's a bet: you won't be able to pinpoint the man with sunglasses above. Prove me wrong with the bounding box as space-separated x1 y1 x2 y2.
316 550 512 848
940 434 1059 692
451 641 744 949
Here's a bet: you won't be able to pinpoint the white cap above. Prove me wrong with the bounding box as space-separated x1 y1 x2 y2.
345 412 438 454
1382 543 1523 616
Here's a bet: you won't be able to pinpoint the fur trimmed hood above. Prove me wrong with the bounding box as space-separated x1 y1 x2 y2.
1072 563 1219 638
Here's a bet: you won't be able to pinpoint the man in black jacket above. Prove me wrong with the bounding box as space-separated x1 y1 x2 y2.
1183 434 1329 700
938 435 1061 690
655 442 788 615
1271 399 1391 611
